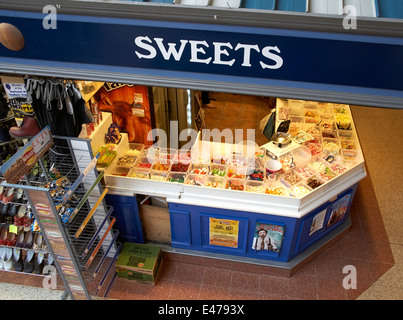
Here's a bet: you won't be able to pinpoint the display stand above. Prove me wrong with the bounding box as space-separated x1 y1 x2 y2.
0 129 119 300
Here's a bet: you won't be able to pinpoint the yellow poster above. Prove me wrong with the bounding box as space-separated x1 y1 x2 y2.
209 218 239 248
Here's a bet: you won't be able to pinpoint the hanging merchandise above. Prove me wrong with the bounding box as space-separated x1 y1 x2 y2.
25 78 92 137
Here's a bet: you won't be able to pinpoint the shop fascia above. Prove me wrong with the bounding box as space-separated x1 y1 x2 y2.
134 36 284 69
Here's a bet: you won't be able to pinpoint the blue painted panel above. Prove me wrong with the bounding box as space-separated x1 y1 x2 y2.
295 185 357 255
241 0 276 9
104 194 144 243
275 0 307 12
170 209 192 248
376 0 403 19
169 202 298 262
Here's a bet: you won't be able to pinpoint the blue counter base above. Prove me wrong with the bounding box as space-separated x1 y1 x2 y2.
159 216 351 277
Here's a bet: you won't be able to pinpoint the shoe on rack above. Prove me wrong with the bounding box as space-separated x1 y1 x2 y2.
5 204 18 225
23 210 34 230
14 204 26 226
0 201 9 217
9 116 40 139
6 230 17 247
12 189 24 204
12 248 23 272
34 251 45 274
23 250 35 273
0 247 5 270
0 204 5 224
7 203 18 219
2 187 14 204
15 229 25 247
33 232 43 251
23 230 33 249
4 248 13 271
0 226 8 245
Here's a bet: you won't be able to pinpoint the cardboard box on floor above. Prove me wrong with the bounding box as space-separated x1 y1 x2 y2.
116 242 163 285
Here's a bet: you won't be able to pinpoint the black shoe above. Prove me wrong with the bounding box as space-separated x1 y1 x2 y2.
23 250 35 273
8 203 18 216
12 248 24 272
5 204 18 224
0 202 9 215
0 204 5 224
34 252 45 274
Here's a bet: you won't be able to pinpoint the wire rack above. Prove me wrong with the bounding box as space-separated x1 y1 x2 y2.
2 137 120 300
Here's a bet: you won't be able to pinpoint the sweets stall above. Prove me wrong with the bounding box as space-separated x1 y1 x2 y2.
100 98 366 267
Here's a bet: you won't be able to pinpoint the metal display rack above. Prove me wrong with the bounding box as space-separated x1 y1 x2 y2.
1 134 120 300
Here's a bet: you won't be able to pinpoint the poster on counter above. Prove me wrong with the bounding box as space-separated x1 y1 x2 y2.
209 218 239 248
309 209 327 236
327 193 351 228
252 222 284 253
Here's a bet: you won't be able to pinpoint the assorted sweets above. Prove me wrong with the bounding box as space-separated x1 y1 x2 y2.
108 102 361 198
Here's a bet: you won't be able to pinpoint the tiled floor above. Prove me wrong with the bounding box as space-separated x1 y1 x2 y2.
0 93 401 300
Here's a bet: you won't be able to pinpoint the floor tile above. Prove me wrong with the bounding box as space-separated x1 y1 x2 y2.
202 267 233 287
174 263 206 284
259 274 289 299
199 284 230 300
169 280 202 300
230 270 260 294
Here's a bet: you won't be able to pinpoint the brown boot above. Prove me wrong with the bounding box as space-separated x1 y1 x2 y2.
9 116 40 139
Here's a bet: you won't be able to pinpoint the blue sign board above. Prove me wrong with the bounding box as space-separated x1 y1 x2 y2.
1 10 403 97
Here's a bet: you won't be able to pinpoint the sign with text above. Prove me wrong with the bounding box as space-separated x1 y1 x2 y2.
0 126 54 183
209 217 239 248
0 11 402 95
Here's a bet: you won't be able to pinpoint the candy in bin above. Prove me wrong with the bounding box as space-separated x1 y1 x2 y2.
105 123 122 144
49 186 65 200
56 203 75 223
55 176 72 188
48 163 61 179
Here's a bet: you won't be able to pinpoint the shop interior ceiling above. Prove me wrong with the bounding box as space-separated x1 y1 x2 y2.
0 1 402 109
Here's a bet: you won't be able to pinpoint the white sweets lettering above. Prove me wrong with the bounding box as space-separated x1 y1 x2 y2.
189 40 212 64
213 42 235 66
133 36 283 70
235 43 260 67
134 36 157 59
260 45 283 69
154 38 188 61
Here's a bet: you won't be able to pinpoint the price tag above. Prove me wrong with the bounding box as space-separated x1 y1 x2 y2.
9 224 18 234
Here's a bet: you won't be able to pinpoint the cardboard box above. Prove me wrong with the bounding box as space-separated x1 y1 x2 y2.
115 242 162 285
